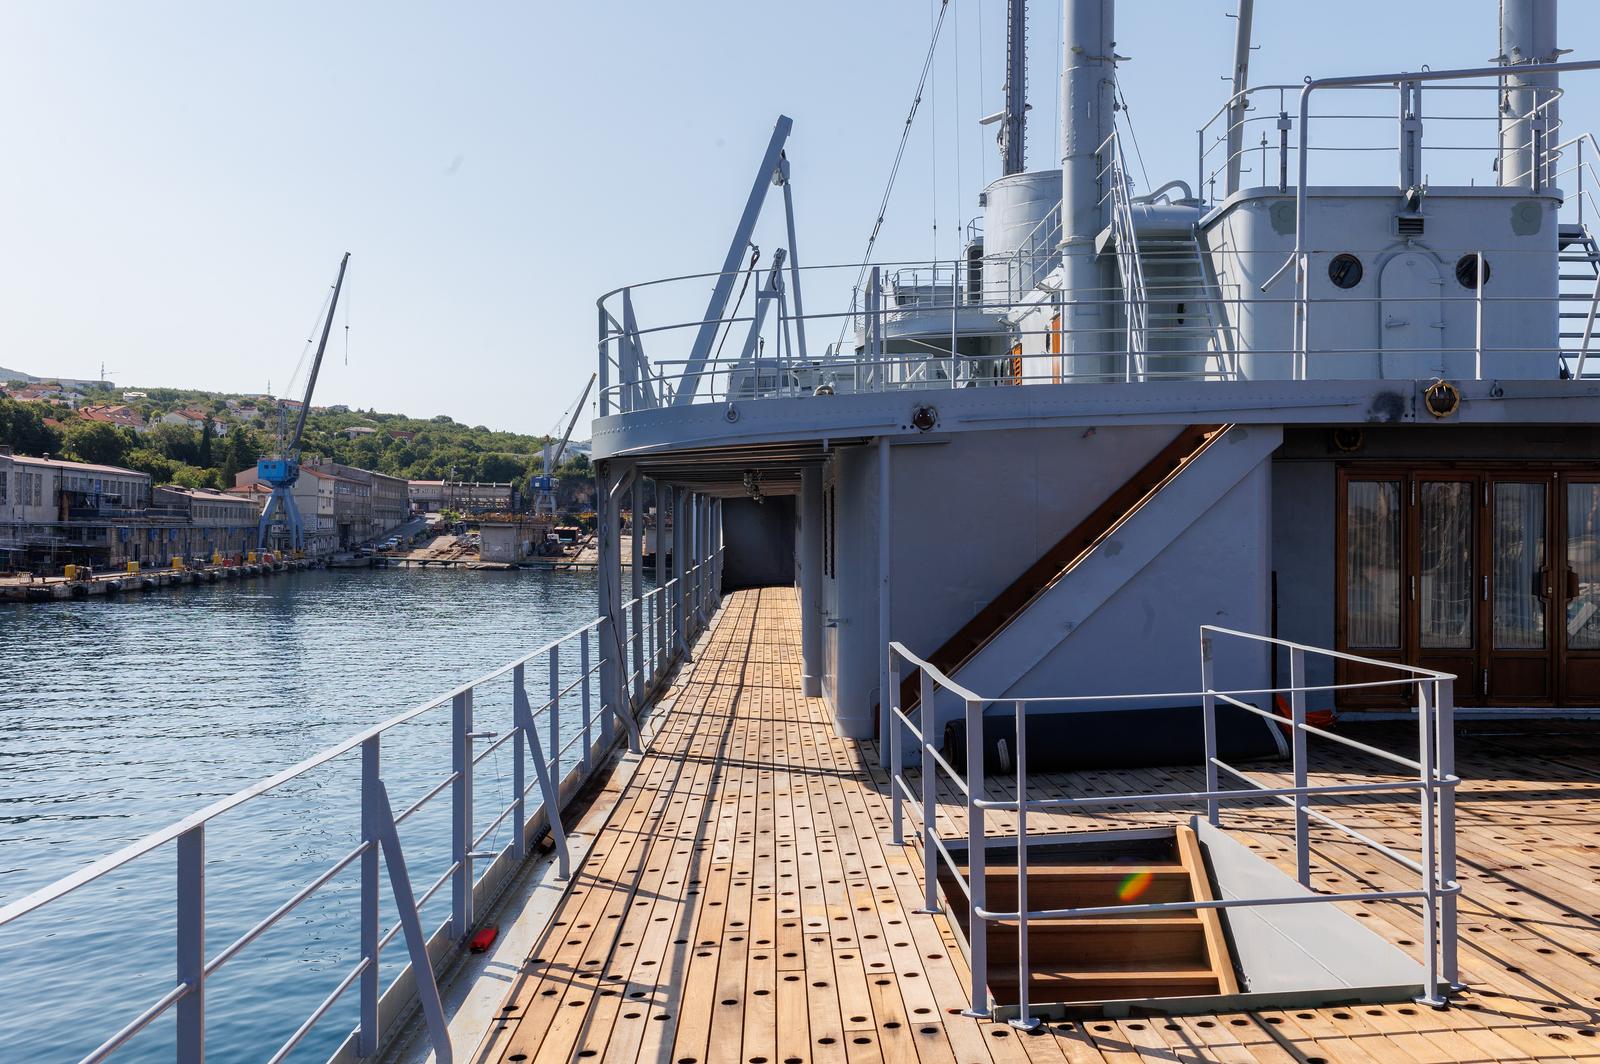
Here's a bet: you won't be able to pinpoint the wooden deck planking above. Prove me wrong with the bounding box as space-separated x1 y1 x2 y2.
479 587 1600 1063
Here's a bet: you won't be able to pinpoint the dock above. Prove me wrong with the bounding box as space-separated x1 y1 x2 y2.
468 586 1600 1063
0 558 316 602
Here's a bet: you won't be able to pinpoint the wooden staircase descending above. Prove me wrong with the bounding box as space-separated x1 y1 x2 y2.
938 828 1240 1007
900 424 1228 714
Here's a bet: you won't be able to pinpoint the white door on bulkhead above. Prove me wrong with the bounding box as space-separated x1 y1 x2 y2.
1379 252 1445 379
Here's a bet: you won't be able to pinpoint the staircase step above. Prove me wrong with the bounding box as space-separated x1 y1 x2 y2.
986 963 1222 1005
944 864 1195 910
983 916 1208 965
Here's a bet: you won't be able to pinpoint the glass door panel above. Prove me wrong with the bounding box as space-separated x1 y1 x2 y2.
1568 482 1600 652
1419 482 1473 649
1493 482 1547 650
1345 480 1403 650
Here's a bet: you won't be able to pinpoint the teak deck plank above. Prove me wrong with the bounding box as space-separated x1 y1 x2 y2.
479 587 1600 1064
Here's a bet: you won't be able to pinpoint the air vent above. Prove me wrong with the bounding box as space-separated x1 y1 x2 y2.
1396 214 1425 237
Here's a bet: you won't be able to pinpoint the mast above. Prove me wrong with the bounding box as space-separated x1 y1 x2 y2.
1224 0 1255 197
1060 0 1115 360
1498 0 1559 189
1001 0 1028 175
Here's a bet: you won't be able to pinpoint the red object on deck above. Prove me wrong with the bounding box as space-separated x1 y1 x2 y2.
469 925 499 953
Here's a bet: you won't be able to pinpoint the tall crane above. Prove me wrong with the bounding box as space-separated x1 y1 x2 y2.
257 253 350 552
532 372 596 520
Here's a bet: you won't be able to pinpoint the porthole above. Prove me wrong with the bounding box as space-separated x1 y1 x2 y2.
1456 254 1490 289
1328 253 1363 289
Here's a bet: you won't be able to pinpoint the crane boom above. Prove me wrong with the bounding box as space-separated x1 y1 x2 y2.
289 252 350 457
549 372 597 472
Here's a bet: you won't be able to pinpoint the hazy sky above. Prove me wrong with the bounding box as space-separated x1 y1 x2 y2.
3 1 1595 433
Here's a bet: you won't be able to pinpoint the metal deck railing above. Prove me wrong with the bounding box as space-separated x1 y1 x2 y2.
596 242 1600 414
883 627 1461 1031
0 551 724 1064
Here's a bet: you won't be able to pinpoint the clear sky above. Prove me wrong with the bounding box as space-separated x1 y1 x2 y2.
3 1 1596 433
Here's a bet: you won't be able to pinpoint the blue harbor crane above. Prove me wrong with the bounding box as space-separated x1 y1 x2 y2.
256 253 350 553
531 372 596 520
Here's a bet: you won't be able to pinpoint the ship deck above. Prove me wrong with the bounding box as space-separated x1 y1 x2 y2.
474 587 1600 1063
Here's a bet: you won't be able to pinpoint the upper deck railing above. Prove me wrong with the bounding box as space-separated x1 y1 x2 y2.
597 243 1597 416
598 61 1600 419
885 627 1461 1029
1196 81 1564 201
0 548 724 1064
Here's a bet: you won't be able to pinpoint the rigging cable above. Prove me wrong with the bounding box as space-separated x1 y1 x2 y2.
1115 81 1154 193
929 0 938 262
836 0 952 345
712 244 762 364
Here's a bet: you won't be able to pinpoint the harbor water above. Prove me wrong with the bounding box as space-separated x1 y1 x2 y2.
0 566 607 1063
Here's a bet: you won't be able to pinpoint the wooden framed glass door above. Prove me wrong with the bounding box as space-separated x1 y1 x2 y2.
1561 475 1600 703
1335 466 1598 709
1484 477 1554 704
1415 476 1477 696
1335 474 1408 708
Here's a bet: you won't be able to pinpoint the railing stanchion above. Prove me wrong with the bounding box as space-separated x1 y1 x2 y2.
581 628 594 769
1474 251 1484 381
358 736 381 1054
1010 698 1040 1032
1200 634 1220 827
1290 646 1310 886
889 651 903 830
1436 676 1460 989
631 477 645 707
1415 680 1445 1007
549 646 561 780
176 823 205 1064
962 696 990 1019
919 670 939 914
451 690 473 939
514 665 571 880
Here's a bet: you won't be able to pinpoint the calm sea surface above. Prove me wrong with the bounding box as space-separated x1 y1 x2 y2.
0 567 606 1063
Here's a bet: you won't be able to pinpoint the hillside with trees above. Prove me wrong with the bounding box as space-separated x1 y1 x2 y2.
0 383 592 499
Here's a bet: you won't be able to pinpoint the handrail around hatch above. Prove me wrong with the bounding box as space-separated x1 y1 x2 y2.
886 626 1459 1030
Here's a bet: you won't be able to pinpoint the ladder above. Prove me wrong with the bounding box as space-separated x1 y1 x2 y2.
1558 221 1600 377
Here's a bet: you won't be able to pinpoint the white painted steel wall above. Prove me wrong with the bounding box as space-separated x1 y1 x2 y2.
1202 187 1560 379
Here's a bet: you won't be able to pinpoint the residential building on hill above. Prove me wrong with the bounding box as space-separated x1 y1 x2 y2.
78 405 147 432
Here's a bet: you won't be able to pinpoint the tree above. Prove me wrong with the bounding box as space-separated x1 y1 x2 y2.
145 423 202 465
0 399 63 456
198 415 214 467
63 420 131 467
123 447 179 484
170 465 216 490
222 428 260 483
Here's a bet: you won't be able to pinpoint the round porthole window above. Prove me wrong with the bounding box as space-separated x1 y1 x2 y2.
1328 253 1363 289
1455 254 1490 289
